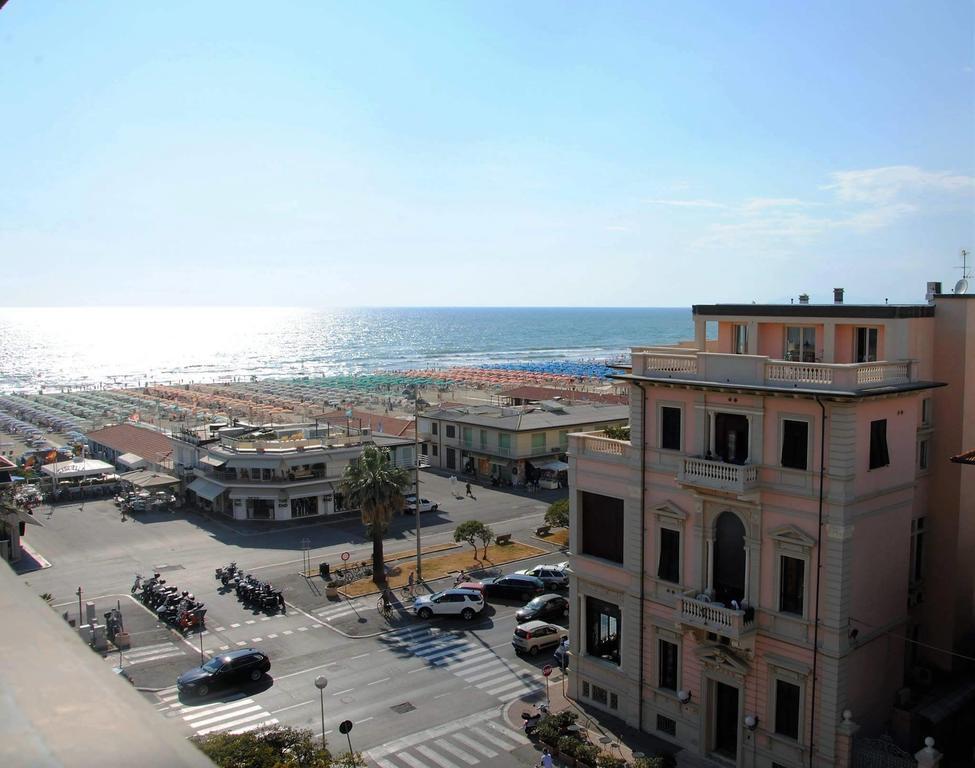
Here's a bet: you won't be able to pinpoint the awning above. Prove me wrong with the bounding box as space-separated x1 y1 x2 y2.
187 477 225 502
229 489 281 501
116 453 147 469
40 459 115 479
540 460 570 471
199 455 227 469
916 679 975 724
1 505 42 527
119 469 179 490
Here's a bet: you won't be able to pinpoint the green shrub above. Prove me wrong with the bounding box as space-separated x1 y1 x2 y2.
558 735 581 757
634 756 671 768
596 755 627 768
536 717 562 746
575 743 602 766
545 498 569 528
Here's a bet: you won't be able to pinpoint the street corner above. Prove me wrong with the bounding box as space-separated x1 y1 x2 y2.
305 592 418 638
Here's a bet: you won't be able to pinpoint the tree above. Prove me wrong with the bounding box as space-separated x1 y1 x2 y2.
476 522 495 560
193 725 331 768
603 424 630 441
545 498 569 529
454 520 491 561
341 445 409 586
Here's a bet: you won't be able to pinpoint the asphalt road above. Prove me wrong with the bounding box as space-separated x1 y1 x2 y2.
22 470 568 767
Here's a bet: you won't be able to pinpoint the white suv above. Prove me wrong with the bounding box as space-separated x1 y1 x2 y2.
413 589 484 621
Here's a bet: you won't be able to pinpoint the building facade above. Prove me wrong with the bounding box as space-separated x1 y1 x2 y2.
568 290 974 767
419 402 628 485
172 424 416 522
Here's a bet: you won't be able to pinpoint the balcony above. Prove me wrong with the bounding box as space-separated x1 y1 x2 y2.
675 590 756 641
574 432 631 460
630 349 915 392
678 456 758 494
195 468 330 485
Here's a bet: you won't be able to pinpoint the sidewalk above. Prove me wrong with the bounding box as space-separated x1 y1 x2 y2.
503 674 679 766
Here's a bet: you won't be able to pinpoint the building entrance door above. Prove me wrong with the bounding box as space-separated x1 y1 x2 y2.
712 680 739 760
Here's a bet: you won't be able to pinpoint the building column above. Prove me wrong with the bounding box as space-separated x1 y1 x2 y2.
822 321 835 362
746 321 758 355
834 710 859 768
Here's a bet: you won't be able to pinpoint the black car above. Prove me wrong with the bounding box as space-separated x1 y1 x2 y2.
480 574 545 601
515 593 569 623
177 648 270 697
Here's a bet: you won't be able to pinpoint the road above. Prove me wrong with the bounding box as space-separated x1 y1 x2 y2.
21 470 568 766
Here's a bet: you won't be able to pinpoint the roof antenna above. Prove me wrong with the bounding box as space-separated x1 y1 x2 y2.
955 249 971 295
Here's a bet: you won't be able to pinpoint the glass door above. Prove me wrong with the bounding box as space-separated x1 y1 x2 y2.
785 327 817 362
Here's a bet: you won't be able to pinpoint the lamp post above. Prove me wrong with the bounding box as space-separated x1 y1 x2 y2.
315 675 328 745
414 393 421 580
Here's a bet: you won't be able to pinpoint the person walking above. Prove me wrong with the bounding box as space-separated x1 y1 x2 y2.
407 570 415 597
465 482 476 500
538 748 554 768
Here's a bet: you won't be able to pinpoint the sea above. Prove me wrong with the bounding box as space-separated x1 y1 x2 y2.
0 306 693 393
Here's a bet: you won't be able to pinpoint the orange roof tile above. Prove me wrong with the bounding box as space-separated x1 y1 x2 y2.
86 424 174 467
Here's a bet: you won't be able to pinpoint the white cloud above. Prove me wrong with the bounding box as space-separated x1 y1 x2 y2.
740 197 811 212
824 165 975 204
645 198 728 209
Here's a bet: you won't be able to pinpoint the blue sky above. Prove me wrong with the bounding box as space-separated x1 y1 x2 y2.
1 1 972 307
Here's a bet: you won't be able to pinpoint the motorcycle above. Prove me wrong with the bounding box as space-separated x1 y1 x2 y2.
178 607 206 631
131 573 143 594
521 703 549 738
215 562 238 582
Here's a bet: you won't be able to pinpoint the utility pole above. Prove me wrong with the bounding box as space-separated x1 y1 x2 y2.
415 392 422 580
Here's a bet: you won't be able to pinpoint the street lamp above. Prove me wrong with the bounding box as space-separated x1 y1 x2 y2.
315 675 328 745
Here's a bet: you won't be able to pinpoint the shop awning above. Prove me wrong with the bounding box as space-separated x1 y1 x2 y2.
116 453 147 469
229 489 282 501
199 455 227 469
40 459 115 479
187 477 225 502
540 460 570 471
1 504 42 527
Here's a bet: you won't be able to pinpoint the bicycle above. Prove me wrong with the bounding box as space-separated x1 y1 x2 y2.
401 583 417 603
377 589 393 619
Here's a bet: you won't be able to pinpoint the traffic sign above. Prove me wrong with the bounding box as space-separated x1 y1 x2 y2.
542 665 553 677
341 551 350 562
339 720 353 735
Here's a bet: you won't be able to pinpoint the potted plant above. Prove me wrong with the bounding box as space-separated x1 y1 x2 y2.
325 580 340 598
575 743 601 768
536 718 562 754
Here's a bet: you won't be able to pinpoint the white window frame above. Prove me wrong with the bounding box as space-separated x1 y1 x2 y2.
654 502 686 586
917 437 930 473
778 415 812 471
769 526 815 621
921 398 933 427
657 402 684 452
854 326 880 363
784 326 818 362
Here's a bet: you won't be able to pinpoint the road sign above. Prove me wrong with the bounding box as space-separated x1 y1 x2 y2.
341 551 350 562
542 665 553 677
339 720 353 735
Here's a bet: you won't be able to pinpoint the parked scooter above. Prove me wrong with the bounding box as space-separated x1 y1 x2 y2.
215 562 239 582
521 703 549 738
131 573 143 594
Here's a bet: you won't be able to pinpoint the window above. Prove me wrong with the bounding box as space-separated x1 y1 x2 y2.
432 444 438 457
462 427 472 446
657 528 680 583
658 639 678 690
779 556 805 616
732 324 748 355
714 412 749 464
498 433 511 455
479 429 488 449
445 425 456 439
445 447 456 470
586 597 621 665
921 398 932 427
559 430 569 449
431 422 438 435
781 419 809 470
531 433 546 453
580 491 624 563
855 327 879 363
910 518 926 584
869 419 890 469
420 443 428 456
591 684 608 705
918 438 929 471
660 406 682 451
786 326 817 362
656 714 677 737
774 680 801 740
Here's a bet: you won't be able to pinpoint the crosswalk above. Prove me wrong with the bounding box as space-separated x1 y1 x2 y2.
121 641 186 666
314 597 370 623
383 625 547 700
155 686 278 737
364 707 528 768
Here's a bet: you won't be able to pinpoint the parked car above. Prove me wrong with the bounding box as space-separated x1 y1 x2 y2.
403 494 439 515
515 564 570 590
515 593 569 623
480 574 545 601
512 621 569 656
455 580 485 595
176 648 270 697
413 588 484 620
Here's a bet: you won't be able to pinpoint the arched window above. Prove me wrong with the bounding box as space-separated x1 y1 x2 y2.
713 511 745 604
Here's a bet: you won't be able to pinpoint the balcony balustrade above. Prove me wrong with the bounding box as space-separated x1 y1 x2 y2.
574 432 631 460
675 590 756 640
678 456 758 494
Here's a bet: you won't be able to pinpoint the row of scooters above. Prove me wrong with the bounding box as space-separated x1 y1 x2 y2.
132 573 206 631
215 562 285 614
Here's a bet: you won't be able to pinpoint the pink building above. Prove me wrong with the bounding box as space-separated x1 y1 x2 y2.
567 287 975 767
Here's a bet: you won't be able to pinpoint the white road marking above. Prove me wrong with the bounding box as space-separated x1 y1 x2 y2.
451 733 497 758
415 744 460 768
332 688 355 697
367 677 390 686
197 710 272 736
270 700 313 715
435 738 479 765
189 704 263 728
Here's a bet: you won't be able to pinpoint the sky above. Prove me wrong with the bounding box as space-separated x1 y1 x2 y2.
1 1 973 307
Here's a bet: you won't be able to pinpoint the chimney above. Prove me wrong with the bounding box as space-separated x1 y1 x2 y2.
798 293 810 305
926 281 942 304
833 287 844 304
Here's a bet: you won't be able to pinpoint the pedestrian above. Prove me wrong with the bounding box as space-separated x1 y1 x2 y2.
407 570 415 596
538 748 554 768
465 482 476 500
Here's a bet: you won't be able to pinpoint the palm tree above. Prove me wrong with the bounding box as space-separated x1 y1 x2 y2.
341 445 409 587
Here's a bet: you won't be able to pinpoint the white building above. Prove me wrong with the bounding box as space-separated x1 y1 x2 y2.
171 423 416 521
